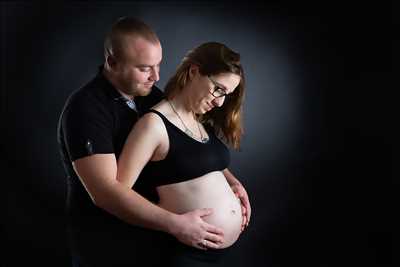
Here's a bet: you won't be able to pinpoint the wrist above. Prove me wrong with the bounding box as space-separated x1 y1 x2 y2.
229 180 241 187
164 212 181 236
226 175 241 187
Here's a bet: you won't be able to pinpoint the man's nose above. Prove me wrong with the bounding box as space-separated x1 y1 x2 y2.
149 67 160 82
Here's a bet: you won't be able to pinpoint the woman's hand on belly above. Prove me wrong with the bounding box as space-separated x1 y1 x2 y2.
167 208 225 250
230 183 251 231
158 171 245 248
201 197 243 247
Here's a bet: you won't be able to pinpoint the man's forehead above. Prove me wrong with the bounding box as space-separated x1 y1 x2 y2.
122 35 160 52
122 36 162 65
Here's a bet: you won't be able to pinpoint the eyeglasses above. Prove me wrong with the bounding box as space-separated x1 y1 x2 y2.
207 75 229 98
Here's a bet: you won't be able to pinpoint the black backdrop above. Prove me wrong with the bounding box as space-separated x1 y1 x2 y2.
2 2 394 266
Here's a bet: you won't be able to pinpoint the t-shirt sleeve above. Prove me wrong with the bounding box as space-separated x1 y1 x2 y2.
61 93 114 162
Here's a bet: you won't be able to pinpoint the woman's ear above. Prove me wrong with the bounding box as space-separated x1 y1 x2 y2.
188 64 199 79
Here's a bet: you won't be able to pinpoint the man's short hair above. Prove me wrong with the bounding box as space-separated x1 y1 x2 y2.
104 17 159 60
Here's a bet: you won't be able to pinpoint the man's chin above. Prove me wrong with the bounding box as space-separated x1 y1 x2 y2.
134 86 153 97
144 83 154 88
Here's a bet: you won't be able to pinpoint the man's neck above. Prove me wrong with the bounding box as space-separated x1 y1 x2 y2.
116 88 134 101
102 67 135 101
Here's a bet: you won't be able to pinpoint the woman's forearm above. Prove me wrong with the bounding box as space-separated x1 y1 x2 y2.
223 168 242 186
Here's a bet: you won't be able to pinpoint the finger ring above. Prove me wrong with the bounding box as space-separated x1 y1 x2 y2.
203 239 207 246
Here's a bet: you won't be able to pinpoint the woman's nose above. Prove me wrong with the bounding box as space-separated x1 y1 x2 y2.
211 96 225 107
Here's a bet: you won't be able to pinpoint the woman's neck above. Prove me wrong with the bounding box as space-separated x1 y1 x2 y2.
168 90 195 121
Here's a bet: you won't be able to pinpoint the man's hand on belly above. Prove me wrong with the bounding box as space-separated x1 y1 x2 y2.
167 208 225 250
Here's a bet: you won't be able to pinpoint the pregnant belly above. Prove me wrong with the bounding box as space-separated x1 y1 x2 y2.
156 171 243 248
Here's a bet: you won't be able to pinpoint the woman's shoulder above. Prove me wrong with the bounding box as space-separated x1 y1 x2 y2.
139 102 173 132
146 100 175 121
138 110 165 129
149 100 171 115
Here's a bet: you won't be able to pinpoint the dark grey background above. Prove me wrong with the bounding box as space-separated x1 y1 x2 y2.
2 1 394 267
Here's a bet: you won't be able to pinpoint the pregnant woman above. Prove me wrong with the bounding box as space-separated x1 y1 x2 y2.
117 42 249 266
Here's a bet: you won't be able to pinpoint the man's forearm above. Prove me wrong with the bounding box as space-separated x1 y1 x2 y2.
94 179 178 234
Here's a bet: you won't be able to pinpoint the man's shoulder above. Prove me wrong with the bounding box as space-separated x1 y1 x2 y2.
65 76 108 108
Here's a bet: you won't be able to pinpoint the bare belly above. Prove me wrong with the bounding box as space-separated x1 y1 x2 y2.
156 171 242 248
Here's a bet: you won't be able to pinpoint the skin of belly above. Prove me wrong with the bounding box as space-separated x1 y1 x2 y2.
156 171 243 248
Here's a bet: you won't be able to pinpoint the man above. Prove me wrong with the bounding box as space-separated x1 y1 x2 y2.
58 17 251 266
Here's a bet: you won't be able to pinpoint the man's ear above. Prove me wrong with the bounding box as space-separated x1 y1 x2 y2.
106 55 117 70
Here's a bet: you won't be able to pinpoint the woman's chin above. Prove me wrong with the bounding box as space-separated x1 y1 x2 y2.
195 107 207 114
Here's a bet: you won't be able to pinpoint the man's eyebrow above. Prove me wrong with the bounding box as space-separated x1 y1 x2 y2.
136 62 161 68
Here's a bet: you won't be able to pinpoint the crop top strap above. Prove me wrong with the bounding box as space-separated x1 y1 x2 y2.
146 109 169 123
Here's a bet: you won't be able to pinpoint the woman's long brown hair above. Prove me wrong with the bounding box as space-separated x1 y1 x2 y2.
164 42 245 149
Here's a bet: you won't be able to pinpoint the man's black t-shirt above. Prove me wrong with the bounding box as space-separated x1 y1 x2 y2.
57 67 164 266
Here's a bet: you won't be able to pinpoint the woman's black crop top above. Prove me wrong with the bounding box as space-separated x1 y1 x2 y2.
140 109 230 187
